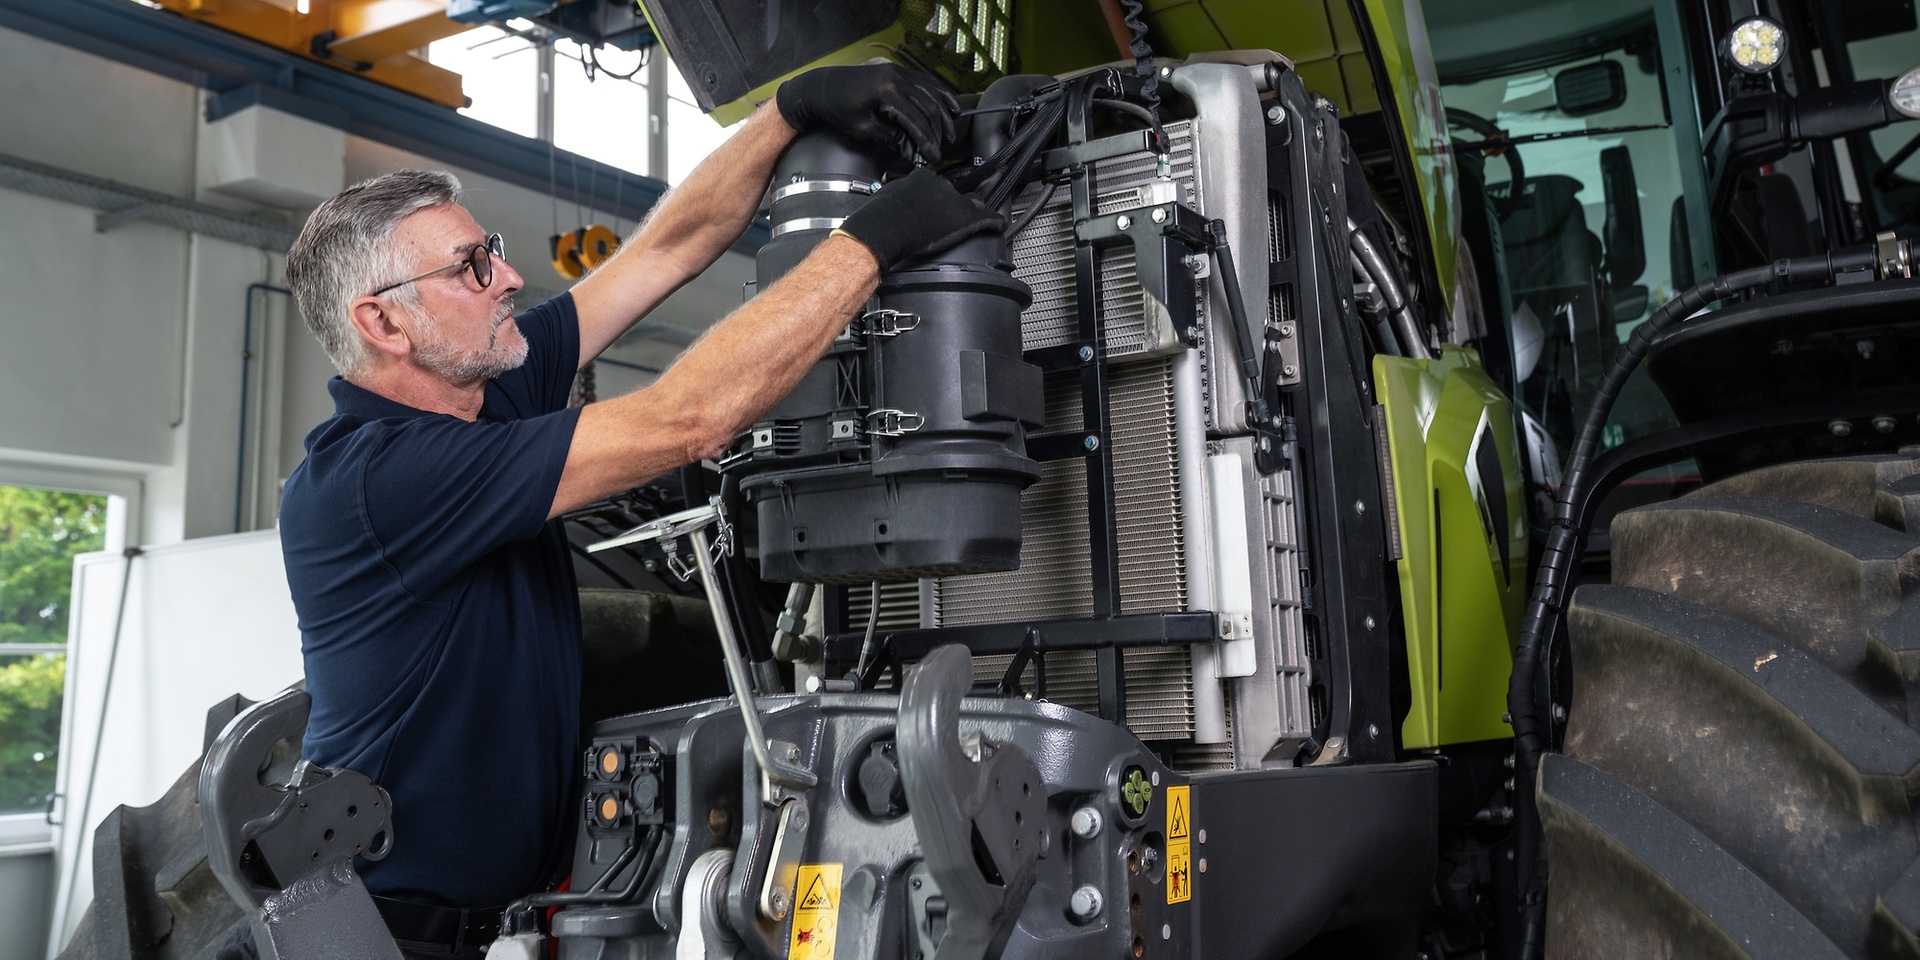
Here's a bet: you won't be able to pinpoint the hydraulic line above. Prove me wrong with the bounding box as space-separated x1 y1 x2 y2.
502 824 665 931
1348 219 1428 360
1507 243 1892 957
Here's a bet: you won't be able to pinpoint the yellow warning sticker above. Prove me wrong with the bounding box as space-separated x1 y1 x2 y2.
1166 784 1192 903
788 863 843 960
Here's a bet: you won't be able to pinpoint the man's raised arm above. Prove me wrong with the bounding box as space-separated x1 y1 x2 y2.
548 169 1000 519
567 64 960 368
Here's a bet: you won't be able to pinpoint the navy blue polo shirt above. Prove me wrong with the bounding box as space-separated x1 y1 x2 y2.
280 294 584 907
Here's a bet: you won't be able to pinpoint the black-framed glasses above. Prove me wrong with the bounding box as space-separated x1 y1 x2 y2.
370 233 505 297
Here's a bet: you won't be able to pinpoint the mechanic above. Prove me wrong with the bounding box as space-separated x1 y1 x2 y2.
259 64 999 959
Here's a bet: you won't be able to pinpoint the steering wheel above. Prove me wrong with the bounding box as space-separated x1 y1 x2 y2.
1448 107 1527 221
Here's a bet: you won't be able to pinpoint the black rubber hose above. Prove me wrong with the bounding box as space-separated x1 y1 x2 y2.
1507 245 1882 957
1003 179 1062 240
504 825 665 926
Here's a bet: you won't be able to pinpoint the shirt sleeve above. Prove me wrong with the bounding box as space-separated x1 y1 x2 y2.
359 407 582 595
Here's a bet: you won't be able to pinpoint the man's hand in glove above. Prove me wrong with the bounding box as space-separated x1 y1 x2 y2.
776 64 960 163
833 169 1003 273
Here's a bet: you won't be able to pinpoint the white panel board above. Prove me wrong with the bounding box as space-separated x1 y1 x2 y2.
45 530 302 957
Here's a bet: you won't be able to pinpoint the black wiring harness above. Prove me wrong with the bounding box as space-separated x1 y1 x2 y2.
1507 243 1889 957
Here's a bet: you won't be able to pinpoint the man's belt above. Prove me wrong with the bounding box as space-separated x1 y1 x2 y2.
371 894 504 952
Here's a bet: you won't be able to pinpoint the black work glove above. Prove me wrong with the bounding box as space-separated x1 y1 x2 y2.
775 63 960 163
836 169 1004 273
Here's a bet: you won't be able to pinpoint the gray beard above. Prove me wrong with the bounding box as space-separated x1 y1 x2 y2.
414 299 529 384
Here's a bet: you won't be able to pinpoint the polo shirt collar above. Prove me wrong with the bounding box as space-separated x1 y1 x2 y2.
327 376 514 422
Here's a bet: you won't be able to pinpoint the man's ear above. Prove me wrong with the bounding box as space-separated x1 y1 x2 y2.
349 297 412 361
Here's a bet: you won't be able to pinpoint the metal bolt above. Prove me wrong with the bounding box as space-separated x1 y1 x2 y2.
1069 885 1104 920
1552 704 1568 722
1258 437 1272 452
1198 858 1207 873
1830 420 1853 438
1084 434 1101 451
770 888 791 915
911 877 923 889
1278 322 1295 337
1363 616 1375 631
1197 828 1207 844
1367 723 1379 739
1265 103 1287 125
1162 924 1173 941
1876 416 1898 434
791 805 809 829
1151 207 1168 224
1070 807 1104 838
1151 770 1160 786
1160 66 1172 78
1354 500 1366 516
1185 325 1201 341
1282 364 1297 378
1116 214 1133 230
1078 345 1095 362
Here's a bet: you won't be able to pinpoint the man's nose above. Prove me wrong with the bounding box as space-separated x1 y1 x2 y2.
494 254 525 296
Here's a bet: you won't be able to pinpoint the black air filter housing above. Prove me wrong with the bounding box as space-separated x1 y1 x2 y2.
731 134 1043 583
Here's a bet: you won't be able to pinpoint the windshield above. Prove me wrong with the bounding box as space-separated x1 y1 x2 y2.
1427 0 1694 488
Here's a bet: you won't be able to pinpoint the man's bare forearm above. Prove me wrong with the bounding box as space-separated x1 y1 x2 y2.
569 101 798 364
550 235 880 517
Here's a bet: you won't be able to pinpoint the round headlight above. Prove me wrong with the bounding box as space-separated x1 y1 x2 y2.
1725 17 1786 74
1892 65 1920 120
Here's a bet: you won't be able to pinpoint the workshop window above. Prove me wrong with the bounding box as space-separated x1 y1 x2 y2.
427 25 541 141
0 485 106 838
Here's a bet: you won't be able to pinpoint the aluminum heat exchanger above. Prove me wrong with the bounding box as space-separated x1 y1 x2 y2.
729 65 1313 773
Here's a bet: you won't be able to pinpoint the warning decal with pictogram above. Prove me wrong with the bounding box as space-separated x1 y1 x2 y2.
788 863 843 960
1166 784 1192 904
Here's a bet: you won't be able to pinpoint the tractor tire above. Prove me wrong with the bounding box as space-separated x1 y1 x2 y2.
1542 453 1920 959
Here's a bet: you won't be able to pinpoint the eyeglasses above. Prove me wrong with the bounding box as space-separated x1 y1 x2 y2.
370 233 505 297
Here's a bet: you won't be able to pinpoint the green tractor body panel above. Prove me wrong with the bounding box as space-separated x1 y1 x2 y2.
1376 349 1525 748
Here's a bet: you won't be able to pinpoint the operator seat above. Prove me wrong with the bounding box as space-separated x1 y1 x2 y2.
1496 174 1618 444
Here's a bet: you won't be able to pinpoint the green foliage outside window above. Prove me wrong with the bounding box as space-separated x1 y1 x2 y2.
0 485 107 815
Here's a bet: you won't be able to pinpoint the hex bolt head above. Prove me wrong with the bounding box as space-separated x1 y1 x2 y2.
1876 416 1898 434
1184 325 1201 341
1258 437 1272 452
1830 419 1854 437
1070 806 1104 838
1282 364 1298 378
1278 322 1295 337
1069 885 1104 920
1265 103 1287 125
1151 207 1168 224
1078 345 1095 362
1116 214 1133 230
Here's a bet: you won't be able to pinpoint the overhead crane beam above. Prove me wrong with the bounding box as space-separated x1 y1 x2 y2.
147 0 471 107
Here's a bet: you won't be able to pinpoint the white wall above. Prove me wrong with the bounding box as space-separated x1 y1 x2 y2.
0 22 752 546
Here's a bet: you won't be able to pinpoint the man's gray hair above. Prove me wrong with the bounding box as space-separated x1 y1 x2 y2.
286 170 463 377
